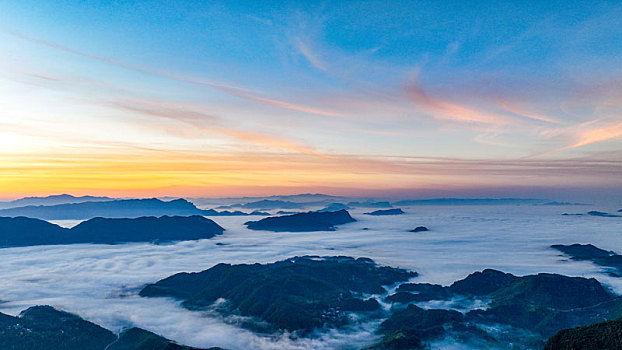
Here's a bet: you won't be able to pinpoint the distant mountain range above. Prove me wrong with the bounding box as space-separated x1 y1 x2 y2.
190 193 344 207
0 198 266 220
0 215 224 247
393 198 546 206
0 194 114 209
200 196 555 210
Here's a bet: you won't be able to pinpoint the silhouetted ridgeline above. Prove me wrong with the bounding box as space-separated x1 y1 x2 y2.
244 209 356 231
0 306 221 350
0 194 114 209
364 208 404 215
0 198 266 220
393 198 544 206
587 210 621 217
0 198 201 220
0 215 223 247
317 202 350 212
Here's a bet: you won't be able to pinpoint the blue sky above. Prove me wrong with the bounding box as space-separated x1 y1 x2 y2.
0 1 621 198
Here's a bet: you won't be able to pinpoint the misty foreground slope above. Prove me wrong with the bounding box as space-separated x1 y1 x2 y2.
0 215 224 247
140 256 415 332
141 255 622 348
244 209 356 232
372 268 622 349
0 306 222 350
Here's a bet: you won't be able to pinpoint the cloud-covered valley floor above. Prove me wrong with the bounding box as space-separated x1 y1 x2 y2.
1 204 621 349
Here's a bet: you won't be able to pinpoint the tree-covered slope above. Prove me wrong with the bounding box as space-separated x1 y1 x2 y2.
0 306 220 350
140 256 415 332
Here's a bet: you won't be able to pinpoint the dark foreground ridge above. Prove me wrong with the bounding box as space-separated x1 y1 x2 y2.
140 256 416 332
0 305 222 350
552 243 622 277
0 198 266 220
244 209 356 232
0 215 224 247
364 208 405 216
374 269 622 349
544 317 622 350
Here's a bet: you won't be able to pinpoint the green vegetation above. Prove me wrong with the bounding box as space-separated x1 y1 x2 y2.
544 317 622 350
0 306 219 350
381 269 622 348
140 256 416 332
0 306 115 350
109 327 223 350
371 304 464 349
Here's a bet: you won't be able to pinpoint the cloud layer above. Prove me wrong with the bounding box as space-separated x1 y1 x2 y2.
1 205 622 349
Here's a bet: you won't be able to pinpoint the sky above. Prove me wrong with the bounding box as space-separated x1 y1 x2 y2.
0 0 621 199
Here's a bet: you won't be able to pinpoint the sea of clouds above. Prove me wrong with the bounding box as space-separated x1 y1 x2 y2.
1 204 622 349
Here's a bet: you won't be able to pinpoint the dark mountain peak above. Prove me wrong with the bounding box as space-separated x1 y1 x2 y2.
1 306 219 350
0 216 68 247
110 327 219 350
1 305 116 350
551 243 622 277
0 215 224 247
588 210 620 217
364 208 405 216
245 209 356 232
19 305 78 321
551 243 614 260
71 215 224 244
164 198 197 207
449 269 518 295
493 273 613 309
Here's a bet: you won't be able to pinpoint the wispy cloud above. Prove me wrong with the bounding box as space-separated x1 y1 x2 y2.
110 99 332 158
295 38 327 72
530 119 622 158
497 98 563 124
1 28 345 119
405 75 514 127
557 120 622 151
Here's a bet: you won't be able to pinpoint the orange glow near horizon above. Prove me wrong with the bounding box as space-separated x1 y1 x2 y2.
1 2 621 200
1 144 621 200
